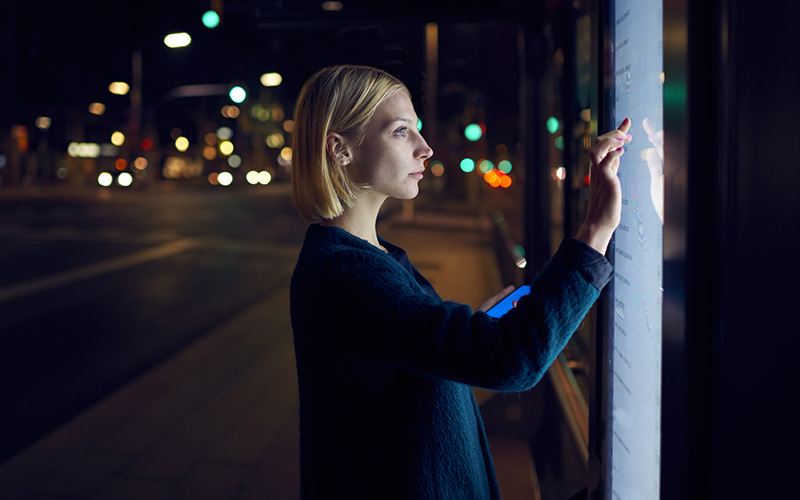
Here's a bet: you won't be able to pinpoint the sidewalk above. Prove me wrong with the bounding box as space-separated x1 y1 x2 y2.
0 205 526 500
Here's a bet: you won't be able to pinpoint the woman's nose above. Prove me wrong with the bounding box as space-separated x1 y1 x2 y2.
417 136 434 160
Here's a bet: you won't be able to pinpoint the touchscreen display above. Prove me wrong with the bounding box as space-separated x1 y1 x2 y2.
607 0 664 498
485 285 531 318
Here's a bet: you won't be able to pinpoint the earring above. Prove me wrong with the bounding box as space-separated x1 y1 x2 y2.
338 154 349 166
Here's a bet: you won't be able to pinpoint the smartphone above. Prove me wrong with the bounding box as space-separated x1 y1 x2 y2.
485 285 531 318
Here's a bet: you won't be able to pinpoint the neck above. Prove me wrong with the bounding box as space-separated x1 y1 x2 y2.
323 195 387 250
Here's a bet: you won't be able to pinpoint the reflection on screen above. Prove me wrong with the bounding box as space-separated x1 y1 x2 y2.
609 0 663 498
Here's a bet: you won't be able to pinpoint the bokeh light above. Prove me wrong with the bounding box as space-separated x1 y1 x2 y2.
251 104 270 121
98 172 113 187
322 1 344 11
229 86 246 103
202 10 220 28
118 172 133 187
111 131 125 146
216 127 233 140
221 105 240 118
175 136 189 152
546 116 560 134
108 82 130 95
483 169 513 189
219 140 234 156
460 158 475 173
164 32 191 48
88 103 106 115
260 72 283 87
217 171 233 186
271 104 285 121
35 116 52 130
266 133 285 148
464 123 482 141
68 142 100 158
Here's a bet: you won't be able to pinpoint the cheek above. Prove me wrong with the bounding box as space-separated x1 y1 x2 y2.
355 143 394 183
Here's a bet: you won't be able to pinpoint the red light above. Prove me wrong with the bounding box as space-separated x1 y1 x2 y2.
12 125 28 152
584 174 591 185
484 169 514 189
141 138 153 151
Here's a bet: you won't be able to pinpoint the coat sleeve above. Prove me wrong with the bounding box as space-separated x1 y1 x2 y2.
305 239 610 392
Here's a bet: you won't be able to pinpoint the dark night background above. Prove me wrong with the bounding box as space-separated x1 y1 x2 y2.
1 0 540 166
1 0 555 479
8 1 800 499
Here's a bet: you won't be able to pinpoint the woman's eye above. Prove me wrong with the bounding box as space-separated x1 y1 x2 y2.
393 127 407 137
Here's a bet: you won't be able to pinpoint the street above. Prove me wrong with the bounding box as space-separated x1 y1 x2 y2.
0 183 307 463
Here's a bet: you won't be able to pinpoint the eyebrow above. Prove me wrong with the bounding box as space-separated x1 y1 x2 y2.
382 117 415 129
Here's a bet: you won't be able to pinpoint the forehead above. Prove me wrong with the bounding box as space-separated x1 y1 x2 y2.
369 91 417 127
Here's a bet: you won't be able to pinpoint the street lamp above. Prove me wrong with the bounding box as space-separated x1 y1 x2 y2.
130 33 193 149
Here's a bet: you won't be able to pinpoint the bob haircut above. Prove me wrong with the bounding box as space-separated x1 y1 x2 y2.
290 64 410 221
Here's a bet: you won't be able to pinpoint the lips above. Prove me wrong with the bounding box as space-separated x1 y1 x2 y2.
409 170 424 179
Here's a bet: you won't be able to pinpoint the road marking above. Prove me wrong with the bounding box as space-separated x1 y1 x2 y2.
0 238 197 304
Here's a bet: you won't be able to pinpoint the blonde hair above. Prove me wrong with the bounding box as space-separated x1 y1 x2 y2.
290 65 410 221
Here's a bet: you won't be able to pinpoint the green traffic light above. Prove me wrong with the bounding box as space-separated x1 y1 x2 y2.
546 116 560 134
460 158 476 173
202 10 220 28
229 86 246 103
464 123 482 142
498 160 512 173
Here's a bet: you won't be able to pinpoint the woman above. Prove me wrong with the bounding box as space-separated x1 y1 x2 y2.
290 65 631 499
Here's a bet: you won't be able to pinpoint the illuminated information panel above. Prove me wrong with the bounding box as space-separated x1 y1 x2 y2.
608 0 664 498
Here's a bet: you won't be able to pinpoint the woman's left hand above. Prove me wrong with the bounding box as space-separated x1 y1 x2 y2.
576 118 633 254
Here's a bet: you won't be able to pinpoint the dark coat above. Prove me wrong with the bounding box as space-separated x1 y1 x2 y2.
290 224 612 499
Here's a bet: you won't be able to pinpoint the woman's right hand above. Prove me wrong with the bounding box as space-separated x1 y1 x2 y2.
576 118 632 254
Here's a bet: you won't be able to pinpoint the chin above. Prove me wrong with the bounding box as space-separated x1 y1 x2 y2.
394 188 419 200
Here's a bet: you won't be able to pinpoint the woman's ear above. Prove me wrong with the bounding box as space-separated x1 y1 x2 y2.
325 132 351 166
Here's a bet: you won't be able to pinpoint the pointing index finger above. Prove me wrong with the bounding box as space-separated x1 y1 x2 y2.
617 117 632 135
